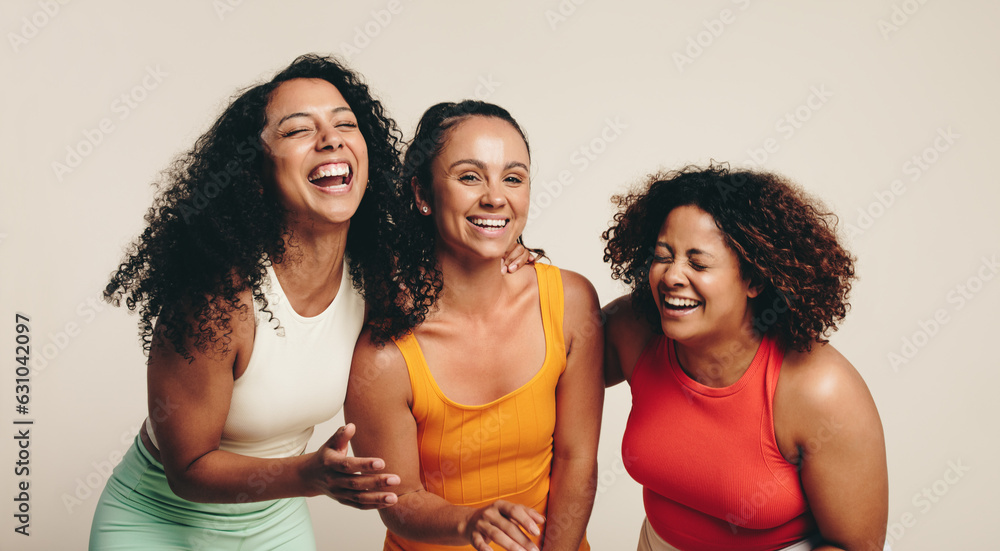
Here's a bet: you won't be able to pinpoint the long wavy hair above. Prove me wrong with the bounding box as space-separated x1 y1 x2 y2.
365 100 536 344
105 53 403 357
603 164 856 352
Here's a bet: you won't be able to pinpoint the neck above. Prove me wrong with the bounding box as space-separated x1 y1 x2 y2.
434 247 508 319
271 218 349 316
673 319 763 388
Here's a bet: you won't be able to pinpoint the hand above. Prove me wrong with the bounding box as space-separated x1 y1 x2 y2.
502 241 536 274
462 500 545 551
304 423 400 509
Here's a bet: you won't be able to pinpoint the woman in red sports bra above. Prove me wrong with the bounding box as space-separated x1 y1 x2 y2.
602 165 888 551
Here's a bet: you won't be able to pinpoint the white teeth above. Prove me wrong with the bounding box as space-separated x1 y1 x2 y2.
664 296 700 308
470 218 507 228
308 163 350 182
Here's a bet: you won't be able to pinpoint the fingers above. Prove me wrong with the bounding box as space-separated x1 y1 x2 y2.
505 504 543 537
501 243 533 274
469 501 541 551
321 449 387 475
322 423 356 454
324 471 400 509
330 487 399 510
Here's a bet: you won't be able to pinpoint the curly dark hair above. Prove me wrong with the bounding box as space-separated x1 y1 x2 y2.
105 53 403 357
603 164 855 352
365 100 538 344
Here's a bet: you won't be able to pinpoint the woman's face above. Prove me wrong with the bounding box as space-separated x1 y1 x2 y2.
648 205 760 344
418 116 530 263
260 78 369 228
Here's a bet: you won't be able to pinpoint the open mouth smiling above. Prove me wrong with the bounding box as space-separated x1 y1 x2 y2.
307 162 352 189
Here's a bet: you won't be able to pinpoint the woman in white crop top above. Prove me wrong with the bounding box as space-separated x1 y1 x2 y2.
90 55 407 550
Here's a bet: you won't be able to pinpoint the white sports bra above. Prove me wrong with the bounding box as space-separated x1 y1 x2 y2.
146 261 365 458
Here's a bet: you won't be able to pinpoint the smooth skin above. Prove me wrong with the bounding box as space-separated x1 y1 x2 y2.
604 206 888 551
144 78 401 508
346 116 604 551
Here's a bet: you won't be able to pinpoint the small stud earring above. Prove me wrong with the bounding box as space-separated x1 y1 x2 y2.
421 206 429 214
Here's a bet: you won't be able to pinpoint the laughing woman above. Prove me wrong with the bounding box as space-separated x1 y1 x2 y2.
88 55 406 550
346 101 604 551
602 165 888 551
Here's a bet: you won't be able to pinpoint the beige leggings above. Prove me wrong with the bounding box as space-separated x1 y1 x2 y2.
636 518 821 551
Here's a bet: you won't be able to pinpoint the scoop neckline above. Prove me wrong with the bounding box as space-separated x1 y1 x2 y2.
409 263 555 410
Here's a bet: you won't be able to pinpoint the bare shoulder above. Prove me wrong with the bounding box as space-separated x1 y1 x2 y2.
776 342 882 458
603 295 651 339
558 268 600 312
348 327 412 405
780 343 872 411
602 294 656 385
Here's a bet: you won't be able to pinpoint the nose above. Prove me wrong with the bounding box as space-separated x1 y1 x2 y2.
660 261 687 288
480 180 507 208
316 123 344 151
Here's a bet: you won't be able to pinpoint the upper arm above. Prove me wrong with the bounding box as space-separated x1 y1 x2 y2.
555 271 605 460
602 294 655 387
145 298 253 487
779 346 888 549
344 331 424 525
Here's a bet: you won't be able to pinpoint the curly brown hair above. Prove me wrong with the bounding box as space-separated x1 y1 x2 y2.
104 54 403 358
602 164 855 352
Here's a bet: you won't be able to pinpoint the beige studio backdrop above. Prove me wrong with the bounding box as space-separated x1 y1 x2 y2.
2 1 998 549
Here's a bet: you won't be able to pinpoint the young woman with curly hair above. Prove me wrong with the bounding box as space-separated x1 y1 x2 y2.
602 165 888 551
345 101 604 551
88 54 412 550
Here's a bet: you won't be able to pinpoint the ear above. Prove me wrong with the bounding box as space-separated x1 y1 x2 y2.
746 276 764 299
411 176 431 214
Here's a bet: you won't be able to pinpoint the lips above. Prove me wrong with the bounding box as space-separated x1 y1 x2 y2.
659 294 703 317
467 216 509 231
307 162 352 188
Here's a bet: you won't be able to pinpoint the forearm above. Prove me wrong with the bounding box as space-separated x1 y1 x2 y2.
541 455 597 551
381 490 475 546
166 449 314 503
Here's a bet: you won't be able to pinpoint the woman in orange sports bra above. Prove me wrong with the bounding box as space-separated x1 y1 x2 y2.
346 101 604 551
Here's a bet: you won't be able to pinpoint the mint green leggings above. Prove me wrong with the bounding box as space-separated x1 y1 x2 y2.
89 437 315 550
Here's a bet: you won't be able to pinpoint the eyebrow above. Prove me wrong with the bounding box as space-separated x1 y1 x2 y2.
448 159 529 171
277 106 353 126
655 242 716 258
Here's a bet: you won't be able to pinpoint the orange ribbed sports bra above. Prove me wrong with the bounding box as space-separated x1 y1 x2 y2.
385 263 589 551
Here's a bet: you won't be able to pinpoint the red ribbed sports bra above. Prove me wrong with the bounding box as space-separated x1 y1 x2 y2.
622 335 815 551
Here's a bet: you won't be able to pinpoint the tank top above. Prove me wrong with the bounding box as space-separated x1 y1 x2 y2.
622 335 815 551
385 263 589 551
146 261 365 458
